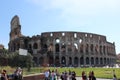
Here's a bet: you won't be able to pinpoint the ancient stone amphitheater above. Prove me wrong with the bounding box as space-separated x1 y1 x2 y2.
9 15 116 67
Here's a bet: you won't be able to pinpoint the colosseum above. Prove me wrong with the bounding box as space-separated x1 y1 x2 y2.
9 15 116 67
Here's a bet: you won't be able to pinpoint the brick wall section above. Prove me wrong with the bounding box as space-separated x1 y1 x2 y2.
23 73 45 80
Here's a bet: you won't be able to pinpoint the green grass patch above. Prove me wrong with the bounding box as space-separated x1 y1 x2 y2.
49 67 120 79
0 66 120 79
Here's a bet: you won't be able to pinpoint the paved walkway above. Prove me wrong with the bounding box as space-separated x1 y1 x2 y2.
58 77 112 80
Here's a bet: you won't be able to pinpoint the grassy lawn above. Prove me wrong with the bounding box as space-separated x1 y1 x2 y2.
0 66 120 79
49 67 120 79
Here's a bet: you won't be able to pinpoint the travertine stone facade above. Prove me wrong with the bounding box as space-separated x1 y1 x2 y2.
9 15 116 67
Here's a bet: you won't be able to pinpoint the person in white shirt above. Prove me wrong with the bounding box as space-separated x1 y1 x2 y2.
44 70 50 80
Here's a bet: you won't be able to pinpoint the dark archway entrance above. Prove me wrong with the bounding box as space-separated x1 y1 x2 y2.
61 56 66 67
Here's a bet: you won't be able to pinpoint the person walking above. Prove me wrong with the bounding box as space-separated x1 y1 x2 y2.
113 74 117 80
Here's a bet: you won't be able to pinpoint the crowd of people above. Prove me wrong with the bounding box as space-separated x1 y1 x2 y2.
44 69 118 80
81 71 96 80
0 67 23 80
44 69 77 80
44 69 97 80
0 67 117 80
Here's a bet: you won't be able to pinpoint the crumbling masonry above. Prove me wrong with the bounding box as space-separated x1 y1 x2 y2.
9 15 116 67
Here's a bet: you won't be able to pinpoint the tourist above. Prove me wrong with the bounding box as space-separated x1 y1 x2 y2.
91 71 96 80
51 70 56 80
68 70 72 80
82 71 87 80
44 69 50 80
113 74 117 80
55 69 59 80
0 69 8 80
71 71 76 80
113 70 117 80
13 67 23 80
60 72 64 80
88 71 92 80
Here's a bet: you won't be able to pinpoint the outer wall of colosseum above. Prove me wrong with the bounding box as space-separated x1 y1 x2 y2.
34 32 116 67
9 15 116 67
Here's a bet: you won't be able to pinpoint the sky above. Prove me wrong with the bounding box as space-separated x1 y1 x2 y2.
0 0 120 54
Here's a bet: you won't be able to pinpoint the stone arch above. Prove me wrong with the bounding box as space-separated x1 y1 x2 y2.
103 45 106 54
33 42 38 49
61 43 66 52
95 57 99 65
90 44 94 53
80 44 84 53
86 44 89 53
91 57 94 65
100 57 103 65
68 57 72 66
107 58 109 64
55 44 60 53
43 44 47 49
67 42 72 52
100 45 102 54
55 56 60 67
49 56 54 66
28 44 32 49
86 57 89 65
61 56 66 66
74 57 78 66
80 56 84 65
104 58 106 65
95 44 99 53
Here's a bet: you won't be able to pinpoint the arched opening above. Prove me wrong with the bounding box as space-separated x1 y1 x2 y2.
55 56 60 67
86 57 89 65
80 57 84 65
104 58 106 65
49 56 54 66
91 57 94 65
100 45 102 54
107 58 109 64
61 43 66 52
90 44 94 53
86 44 89 54
55 44 60 53
80 44 84 53
74 57 78 66
61 56 66 67
33 43 38 49
95 57 99 65
103 46 106 54
67 43 72 52
68 57 72 66
100 58 103 65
